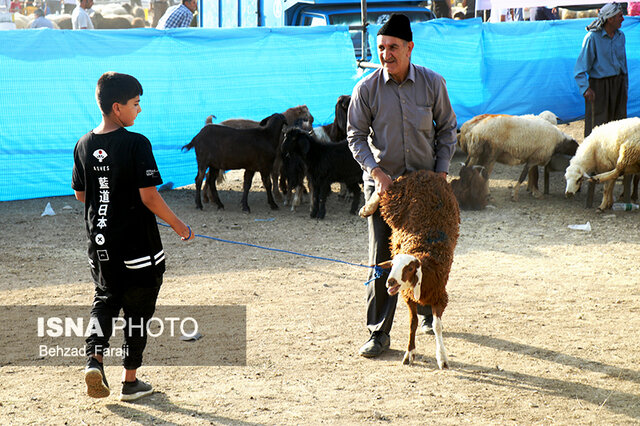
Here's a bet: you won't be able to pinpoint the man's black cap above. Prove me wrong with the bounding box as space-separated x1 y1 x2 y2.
377 13 412 42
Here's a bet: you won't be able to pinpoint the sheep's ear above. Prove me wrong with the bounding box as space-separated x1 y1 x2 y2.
377 260 393 269
413 281 421 301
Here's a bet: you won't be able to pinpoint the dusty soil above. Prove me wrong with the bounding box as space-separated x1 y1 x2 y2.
1 120 640 425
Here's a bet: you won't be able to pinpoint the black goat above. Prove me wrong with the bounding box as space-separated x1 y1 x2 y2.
182 113 287 213
281 128 362 219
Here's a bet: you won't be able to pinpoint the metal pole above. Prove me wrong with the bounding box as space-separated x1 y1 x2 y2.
360 0 367 62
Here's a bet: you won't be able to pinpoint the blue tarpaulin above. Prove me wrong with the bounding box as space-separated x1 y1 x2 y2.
0 18 638 201
369 17 639 124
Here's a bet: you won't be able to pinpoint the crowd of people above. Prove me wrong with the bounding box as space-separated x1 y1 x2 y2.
0 0 197 29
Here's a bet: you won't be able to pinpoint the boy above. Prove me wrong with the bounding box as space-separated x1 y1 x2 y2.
72 72 193 401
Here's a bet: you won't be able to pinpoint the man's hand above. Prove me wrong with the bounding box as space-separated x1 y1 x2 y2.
371 167 392 195
583 88 595 103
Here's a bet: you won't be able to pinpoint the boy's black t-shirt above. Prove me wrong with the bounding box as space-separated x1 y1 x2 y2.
72 128 165 288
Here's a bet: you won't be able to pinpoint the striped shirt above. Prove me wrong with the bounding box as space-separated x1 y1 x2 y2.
156 4 193 29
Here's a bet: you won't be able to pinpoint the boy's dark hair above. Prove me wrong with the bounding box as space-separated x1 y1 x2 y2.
95 72 143 115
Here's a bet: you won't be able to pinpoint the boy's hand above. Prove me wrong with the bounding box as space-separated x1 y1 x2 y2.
181 225 194 242
175 222 194 241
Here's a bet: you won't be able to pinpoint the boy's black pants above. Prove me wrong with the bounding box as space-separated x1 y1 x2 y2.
85 276 162 370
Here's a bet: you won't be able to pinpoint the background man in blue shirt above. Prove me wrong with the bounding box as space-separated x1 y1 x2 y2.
156 0 197 29
574 3 627 137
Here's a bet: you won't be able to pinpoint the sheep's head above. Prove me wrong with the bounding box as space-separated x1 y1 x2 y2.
564 163 588 196
379 254 422 300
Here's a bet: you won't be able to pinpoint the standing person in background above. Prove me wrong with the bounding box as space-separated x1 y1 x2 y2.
71 0 93 29
432 0 452 18
574 2 627 138
149 0 169 28
529 6 559 21
347 14 457 358
62 0 75 14
462 0 477 19
156 0 197 29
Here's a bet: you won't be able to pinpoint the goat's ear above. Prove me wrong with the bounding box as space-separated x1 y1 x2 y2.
377 260 393 269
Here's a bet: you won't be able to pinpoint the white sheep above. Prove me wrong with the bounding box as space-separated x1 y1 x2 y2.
565 117 640 211
460 113 577 200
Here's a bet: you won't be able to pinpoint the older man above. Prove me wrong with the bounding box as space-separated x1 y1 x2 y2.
574 2 628 138
347 13 457 358
156 0 197 29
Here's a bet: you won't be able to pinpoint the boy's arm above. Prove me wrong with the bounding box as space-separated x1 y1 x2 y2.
139 186 194 240
75 190 85 203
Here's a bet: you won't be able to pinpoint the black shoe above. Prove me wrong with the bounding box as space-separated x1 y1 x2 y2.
85 357 110 398
419 316 435 335
120 379 153 402
359 332 390 358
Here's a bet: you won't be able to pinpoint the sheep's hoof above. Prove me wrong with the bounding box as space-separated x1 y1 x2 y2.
269 203 279 211
532 190 543 199
196 204 203 210
438 361 449 370
402 350 415 365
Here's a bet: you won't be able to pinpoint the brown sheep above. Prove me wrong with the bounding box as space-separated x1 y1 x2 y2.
450 164 489 210
360 170 460 368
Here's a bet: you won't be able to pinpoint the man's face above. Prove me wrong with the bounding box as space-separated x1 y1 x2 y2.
606 11 624 30
81 0 93 9
377 35 413 82
185 0 197 13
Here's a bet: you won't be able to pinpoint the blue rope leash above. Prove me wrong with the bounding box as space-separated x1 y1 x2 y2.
157 222 384 285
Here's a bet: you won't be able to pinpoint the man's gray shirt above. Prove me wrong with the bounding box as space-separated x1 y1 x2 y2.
347 63 457 186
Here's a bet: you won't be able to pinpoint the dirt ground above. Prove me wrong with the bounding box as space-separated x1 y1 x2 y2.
1 120 640 425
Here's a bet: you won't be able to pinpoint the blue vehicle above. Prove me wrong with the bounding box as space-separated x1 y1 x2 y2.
200 0 434 59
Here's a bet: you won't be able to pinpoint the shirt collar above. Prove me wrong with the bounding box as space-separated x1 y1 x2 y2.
382 63 416 85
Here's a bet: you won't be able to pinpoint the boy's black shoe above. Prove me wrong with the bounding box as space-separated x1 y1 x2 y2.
85 357 110 398
120 379 153 402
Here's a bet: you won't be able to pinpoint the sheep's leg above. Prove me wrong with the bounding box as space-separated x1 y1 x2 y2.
317 183 330 219
241 170 255 213
512 164 528 202
310 179 320 218
359 191 380 218
292 185 303 211
271 156 283 203
194 167 206 210
202 170 210 204
208 168 224 210
632 175 639 201
598 180 616 212
526 166 539 193
260 170 279 211
590 168 622 184
431 304 449 369
403 300 418 365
